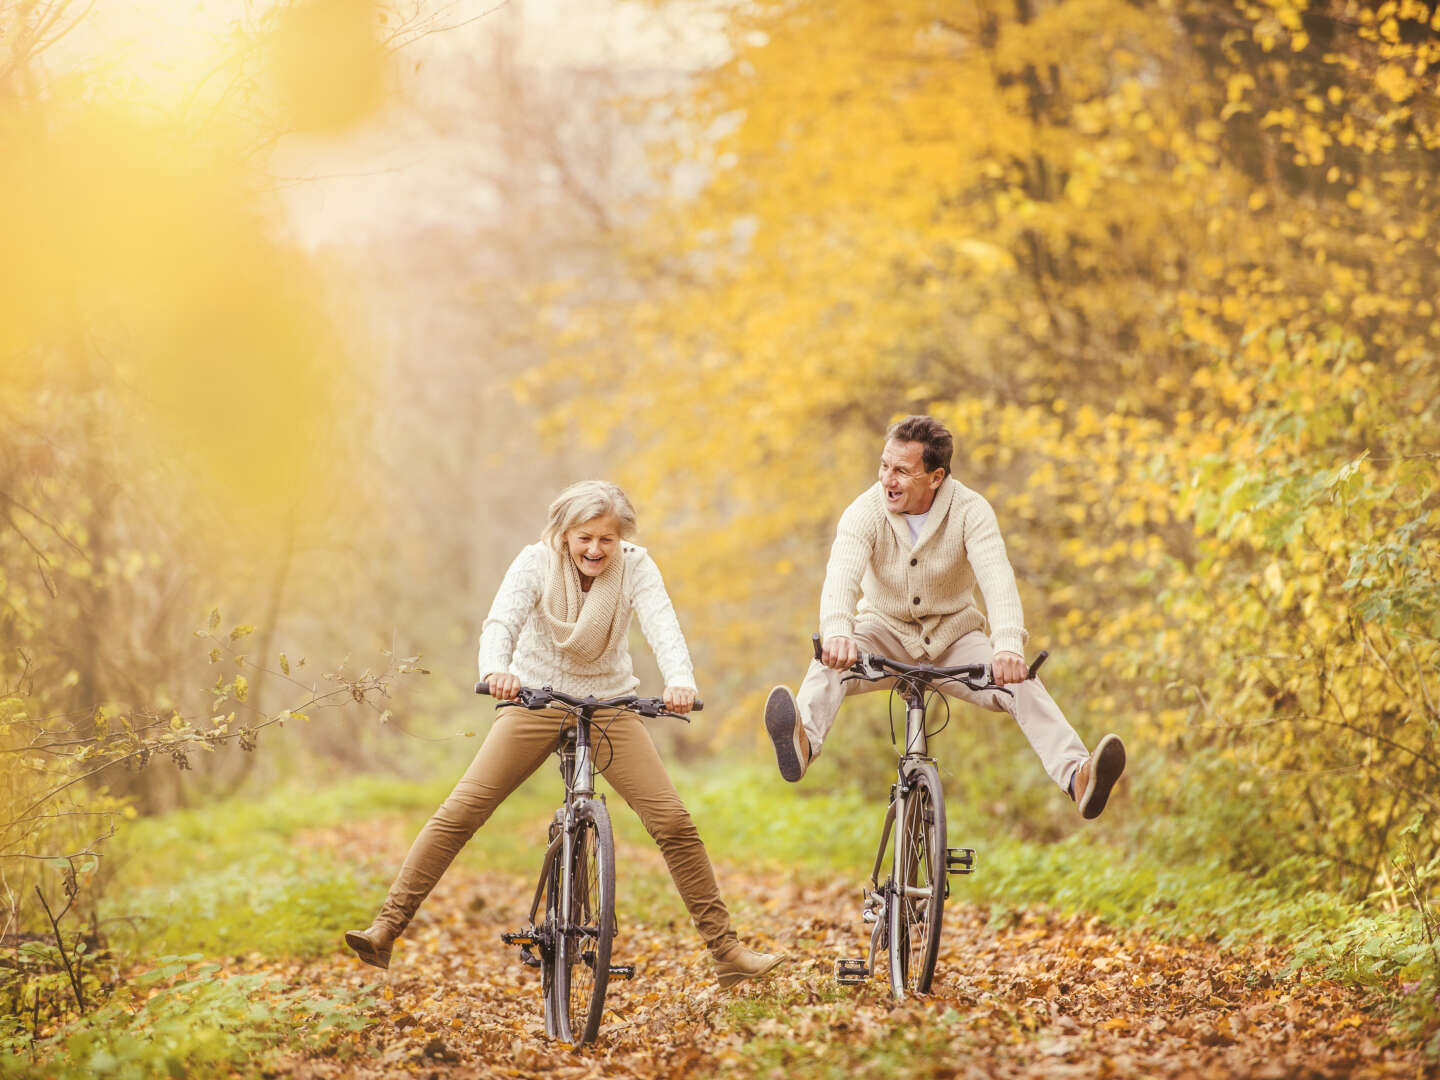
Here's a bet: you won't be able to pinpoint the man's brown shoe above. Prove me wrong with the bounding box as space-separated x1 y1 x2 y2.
1072 734 1126 820
713 943 787 989
344 925 394 969
764 686 811 782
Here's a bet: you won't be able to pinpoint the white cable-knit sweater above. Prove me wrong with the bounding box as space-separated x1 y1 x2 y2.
477 542 697 698
818 477 1028 661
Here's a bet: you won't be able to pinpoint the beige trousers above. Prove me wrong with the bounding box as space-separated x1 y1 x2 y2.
374 706 737 956
798 624 1090 791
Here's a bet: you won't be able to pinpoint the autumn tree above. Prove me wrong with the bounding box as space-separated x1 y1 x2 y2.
536 0 1439 889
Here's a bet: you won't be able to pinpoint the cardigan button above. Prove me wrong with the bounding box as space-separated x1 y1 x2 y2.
912 596 920 605
910 558 918 566
924 635 931 645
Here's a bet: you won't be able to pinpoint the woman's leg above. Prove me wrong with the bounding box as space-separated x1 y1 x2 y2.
595 713 737 956
370 706 567 939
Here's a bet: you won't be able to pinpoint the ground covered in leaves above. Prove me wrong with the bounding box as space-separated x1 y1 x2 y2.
269 815 1434 1079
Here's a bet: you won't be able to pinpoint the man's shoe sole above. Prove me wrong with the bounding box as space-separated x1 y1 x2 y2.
764 687 806 782
1079 734 1126 820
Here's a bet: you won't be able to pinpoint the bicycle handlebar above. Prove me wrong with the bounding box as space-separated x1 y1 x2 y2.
810 633 1049 684
475 680 701 717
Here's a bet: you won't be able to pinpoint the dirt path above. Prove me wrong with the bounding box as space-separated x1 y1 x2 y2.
275 819 1434 1079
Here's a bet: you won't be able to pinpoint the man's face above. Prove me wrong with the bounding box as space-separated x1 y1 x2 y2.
878 439 944 515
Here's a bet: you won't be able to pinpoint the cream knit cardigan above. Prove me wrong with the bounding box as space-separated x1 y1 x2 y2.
477 542 698 699
818 477 1028 661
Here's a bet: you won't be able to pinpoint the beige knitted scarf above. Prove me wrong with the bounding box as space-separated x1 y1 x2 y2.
541 546 627 666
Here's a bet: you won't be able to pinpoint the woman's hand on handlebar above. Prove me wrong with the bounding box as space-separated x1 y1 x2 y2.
663 685 697 714
821 635 859 671
485 672 522 700
991 651 1027 686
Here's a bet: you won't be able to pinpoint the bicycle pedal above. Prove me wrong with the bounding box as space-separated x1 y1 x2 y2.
835 958 869 985
501 931 537 947
946 847 976 875
608 964 636 980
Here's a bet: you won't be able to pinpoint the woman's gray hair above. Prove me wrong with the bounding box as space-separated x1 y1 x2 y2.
541 480 638 550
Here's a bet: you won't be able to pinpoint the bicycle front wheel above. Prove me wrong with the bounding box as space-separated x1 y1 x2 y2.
888 762 946 997
551 799 616 1044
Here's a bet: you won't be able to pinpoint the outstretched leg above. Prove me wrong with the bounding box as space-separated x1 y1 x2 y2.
765 628 898 782
345 706 566 967
599 712 785 987
932 630 1125 817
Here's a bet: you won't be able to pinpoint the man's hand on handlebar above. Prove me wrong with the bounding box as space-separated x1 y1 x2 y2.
821 635 859 671
663 686 697 714
485 672 522 700
991 651 1027 686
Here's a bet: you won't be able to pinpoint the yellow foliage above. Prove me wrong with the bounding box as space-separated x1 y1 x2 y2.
525 1 1440 895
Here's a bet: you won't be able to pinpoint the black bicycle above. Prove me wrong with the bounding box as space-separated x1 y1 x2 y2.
819 634 1048 999
473 680 699 1044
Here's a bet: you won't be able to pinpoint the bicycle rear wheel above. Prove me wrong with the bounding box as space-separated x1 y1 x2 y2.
550 799 615 1044
888 762 946 997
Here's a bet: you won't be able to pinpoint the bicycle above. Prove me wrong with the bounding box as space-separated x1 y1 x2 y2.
473 680 700 1045
817 633 1048 1000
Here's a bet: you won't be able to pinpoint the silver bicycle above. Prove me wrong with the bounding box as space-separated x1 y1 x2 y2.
821 634 1048 998
474 681 698 1044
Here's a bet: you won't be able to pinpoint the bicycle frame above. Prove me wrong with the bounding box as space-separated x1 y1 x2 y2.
521 715 597 933
859 681 937 982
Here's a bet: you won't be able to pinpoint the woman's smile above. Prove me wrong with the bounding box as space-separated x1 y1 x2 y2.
566 513 622 582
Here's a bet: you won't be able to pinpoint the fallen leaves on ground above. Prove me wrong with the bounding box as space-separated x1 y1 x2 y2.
262 816 1435 1079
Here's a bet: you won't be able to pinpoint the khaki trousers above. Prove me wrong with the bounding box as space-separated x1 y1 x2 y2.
798 624 1090 791
374 706 737 955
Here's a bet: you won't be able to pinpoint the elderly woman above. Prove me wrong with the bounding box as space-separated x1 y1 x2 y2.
344 480 783 988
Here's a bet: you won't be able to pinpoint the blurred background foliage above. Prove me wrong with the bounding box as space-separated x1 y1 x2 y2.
1 0 1438 1068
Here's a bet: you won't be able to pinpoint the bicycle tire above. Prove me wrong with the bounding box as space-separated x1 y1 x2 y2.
540 817 565 1041
888 762 946 997
550 799 615 1044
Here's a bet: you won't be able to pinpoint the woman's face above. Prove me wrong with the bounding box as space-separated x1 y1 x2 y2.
565 513 622 580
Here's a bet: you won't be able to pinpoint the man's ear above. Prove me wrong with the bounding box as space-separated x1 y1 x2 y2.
928 469 945 491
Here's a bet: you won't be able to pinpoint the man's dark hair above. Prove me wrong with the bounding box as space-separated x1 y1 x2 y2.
886 415 953 476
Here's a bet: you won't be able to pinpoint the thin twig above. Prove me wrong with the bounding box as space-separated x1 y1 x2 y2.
33 886 83 1013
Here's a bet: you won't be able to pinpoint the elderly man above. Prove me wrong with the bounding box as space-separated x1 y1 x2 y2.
764 415 1126 818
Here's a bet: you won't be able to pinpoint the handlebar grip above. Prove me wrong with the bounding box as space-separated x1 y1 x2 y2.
692 700 704 713
475 680 490 696
1027 651 1049 680
812 633 823 661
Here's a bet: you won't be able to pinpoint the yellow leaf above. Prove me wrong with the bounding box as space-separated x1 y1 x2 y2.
1375 63 1413 102
1263 562 1283 596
